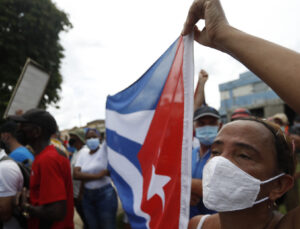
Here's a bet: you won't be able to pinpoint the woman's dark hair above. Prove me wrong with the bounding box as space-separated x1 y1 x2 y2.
85 128 101 138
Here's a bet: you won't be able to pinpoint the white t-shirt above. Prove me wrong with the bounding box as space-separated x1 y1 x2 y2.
75 142 111 189
71 145 89 198
0 150 24 229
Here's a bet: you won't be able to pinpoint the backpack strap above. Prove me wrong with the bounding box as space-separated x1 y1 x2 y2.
0 155 30 188
17 161 30 189
0 155 11 162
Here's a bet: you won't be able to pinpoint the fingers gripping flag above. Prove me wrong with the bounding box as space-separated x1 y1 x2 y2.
106 34 194 229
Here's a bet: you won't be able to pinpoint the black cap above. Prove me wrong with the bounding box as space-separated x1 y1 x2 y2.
194 106 220 121
9 108 58 136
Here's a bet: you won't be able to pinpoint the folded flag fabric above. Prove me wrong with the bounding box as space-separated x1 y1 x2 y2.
106 34 194 229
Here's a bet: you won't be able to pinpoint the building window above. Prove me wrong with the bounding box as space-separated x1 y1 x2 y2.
250 107 264 118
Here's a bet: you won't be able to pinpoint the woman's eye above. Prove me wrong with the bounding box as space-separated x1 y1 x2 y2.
239 154 251 160
211 150 221 156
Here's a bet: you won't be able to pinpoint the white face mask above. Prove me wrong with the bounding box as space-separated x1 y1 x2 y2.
202 156 285 212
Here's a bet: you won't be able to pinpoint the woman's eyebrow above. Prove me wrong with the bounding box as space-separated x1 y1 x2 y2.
211 140 261 155
234 142 260 155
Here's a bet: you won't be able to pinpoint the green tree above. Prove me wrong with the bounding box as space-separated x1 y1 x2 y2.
0 0 72 118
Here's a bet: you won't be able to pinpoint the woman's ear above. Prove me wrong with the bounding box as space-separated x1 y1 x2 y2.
269 174 294 202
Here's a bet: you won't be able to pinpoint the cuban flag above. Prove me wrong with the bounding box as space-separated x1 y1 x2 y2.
106 34 194 229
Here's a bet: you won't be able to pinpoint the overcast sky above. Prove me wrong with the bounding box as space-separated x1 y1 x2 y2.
48 0 300 130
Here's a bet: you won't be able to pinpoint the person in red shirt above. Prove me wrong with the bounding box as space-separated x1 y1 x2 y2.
9 109 74 229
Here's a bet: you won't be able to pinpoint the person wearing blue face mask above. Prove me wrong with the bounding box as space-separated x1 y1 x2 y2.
190 105 222 218
74 128 118 229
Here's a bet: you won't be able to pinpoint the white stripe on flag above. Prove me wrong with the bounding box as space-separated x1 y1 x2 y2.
179 33 194 229
106 109 155 145
107 146 150 228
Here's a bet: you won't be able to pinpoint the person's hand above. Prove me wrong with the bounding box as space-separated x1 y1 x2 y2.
182 0 229 50
198 69 208 85
14 188 31 218
13 191 23 213
21 188 31 218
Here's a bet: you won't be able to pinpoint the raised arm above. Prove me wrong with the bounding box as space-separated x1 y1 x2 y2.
194 69 208 112
182 0 300 114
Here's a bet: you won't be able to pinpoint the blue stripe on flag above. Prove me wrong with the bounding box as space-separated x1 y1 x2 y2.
106 128 142 173
107 163 147 229
106 38 180 114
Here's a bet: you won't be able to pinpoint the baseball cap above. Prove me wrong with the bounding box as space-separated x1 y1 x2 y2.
8 108 58 136
69 128 85 144
231 108 251 120
194 106 220 121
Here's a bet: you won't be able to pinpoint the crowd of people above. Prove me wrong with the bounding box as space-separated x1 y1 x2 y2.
189 69 300 229
183 0 300 228
1 0 300 228
0 108 121 229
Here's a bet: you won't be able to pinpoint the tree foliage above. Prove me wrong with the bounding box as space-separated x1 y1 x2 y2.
0 0 72 118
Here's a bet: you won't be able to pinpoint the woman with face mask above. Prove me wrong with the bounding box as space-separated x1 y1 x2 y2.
73 128 118 229
188 118 298 229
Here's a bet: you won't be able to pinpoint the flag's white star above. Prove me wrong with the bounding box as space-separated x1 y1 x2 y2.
147 165 171 210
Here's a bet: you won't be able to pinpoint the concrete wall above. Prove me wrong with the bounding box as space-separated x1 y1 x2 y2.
264 103 285 118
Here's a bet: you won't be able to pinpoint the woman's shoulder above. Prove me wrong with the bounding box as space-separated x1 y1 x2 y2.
188 214 220 229
275 207 300 229
75 147 90 163
96 142 108 157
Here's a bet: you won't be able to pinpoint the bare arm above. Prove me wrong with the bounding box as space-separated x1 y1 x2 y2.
191 178 203 197
15 188 67 224
188 215 203 229
182 0 300 114
218 28 300 114
0 196 14 221
27 200 66 222
73 167 108 181
190 178 203 206
194 70 208 112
